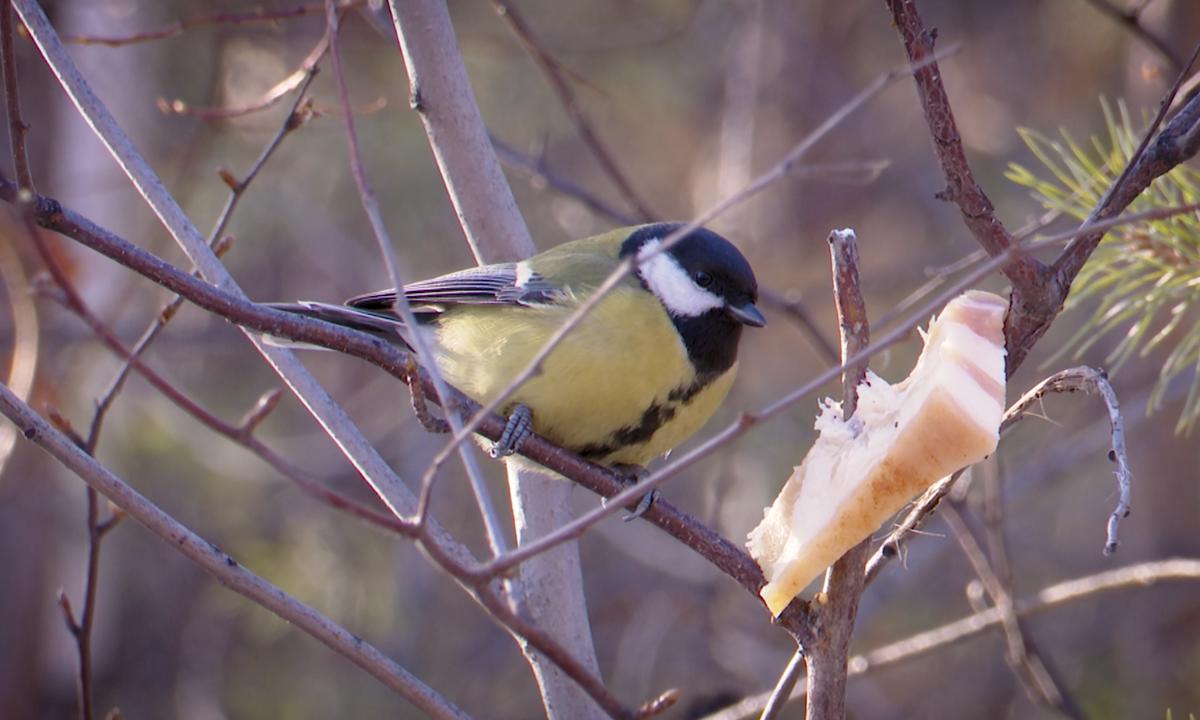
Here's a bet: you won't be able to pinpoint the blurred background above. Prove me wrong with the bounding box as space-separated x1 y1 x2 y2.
0 0 1198 718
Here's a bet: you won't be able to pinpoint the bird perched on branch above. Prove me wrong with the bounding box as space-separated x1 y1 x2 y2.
270 222 764 476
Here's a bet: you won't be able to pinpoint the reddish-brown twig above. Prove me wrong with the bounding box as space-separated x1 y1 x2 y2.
0 382 470 720
798 230 873 720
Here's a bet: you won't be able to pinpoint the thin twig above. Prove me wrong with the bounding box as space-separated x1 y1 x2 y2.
0 209 36 476
92 66 319 454
942 505 1084 719
2 1 31 189
4 12 107 719
757 288 840 366
490 134 636 225
21 215 116 720
491 0 655 222
61 0 363 46
323 0 507 555
1076 0 1183 71
0 0 37 477
0 383 471 720
884 0 1045 294
998 367 1134 554
14 0 418 525
1018 40 1200 371
700 559 1200 720
800 229 872 720
158 33 330 120
759 652 805 720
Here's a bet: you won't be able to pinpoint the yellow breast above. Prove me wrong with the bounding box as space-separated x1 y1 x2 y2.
431 285 736 466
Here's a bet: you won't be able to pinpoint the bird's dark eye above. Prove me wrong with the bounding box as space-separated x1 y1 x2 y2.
694 271 713 288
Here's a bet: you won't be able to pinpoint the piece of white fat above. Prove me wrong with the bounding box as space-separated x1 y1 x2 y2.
747 290 1008 616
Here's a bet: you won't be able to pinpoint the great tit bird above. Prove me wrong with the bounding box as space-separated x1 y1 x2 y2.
272 222 764 469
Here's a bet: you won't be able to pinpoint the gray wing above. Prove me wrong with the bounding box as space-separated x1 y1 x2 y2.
348 262 563 312
263 263 565 349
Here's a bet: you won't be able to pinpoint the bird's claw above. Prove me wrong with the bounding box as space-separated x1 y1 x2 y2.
604 464 657 521
490 404 533 458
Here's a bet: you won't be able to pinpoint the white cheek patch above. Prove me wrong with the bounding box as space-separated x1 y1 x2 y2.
636 238 724 318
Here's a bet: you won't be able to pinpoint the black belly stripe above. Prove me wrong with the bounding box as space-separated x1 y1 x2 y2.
576 371 723 460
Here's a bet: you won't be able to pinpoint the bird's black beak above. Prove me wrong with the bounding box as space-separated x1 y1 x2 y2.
726 301 766 327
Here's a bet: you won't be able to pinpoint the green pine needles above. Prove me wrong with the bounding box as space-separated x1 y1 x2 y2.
1007 100 1200 433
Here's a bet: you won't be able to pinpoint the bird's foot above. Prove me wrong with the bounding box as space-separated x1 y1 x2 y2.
605 463 656 521
490 404 533 458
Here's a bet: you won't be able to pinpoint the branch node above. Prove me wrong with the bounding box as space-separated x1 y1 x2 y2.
238 387 284 437
212 235 234 258
217 167 240 191
634 688 680 719
57 589 81 635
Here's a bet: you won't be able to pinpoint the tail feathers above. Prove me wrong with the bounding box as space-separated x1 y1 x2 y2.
262 301 413 349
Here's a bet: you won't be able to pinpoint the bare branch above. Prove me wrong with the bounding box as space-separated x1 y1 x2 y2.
759 652 805 720
387 0 536 262
491 0 655 222
61 0 364 47
21 213 122 720
2 1 31 189
882 3 1200 377
158 34 329 120
0 0 36 475
798 229 872 720
1053 42 1200 284
1000 367 1134 554
1076 0 1184 71
758 288 840 366
92 65 318 455
883 0 1045 293
701 559 1200 720
0 383 471 720
490 134 636 225
389 3 608 714
942 505 1084 718
14 0 417 524
323 0 506 555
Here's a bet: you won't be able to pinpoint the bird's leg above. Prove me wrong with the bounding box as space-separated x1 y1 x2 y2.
490 404 534 458
607 463 656 521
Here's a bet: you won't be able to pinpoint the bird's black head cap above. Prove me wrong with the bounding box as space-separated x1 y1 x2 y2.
619 223 763 376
